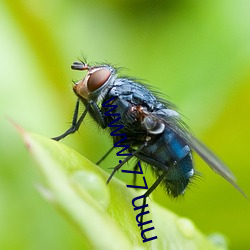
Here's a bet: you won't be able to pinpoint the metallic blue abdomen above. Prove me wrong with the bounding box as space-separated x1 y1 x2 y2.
136 128 194 197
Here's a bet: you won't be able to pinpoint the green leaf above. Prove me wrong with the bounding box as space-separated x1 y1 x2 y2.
19 128 227 250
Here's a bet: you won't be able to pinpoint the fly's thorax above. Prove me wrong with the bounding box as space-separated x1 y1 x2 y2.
73 64 117 103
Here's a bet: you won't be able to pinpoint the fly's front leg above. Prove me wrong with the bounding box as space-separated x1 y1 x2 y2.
52 99 89 141
89 100 106 129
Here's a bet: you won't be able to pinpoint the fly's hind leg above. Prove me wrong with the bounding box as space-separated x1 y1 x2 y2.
138 171 167 238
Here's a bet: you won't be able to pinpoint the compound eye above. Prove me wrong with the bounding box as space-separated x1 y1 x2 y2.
87 68 111 92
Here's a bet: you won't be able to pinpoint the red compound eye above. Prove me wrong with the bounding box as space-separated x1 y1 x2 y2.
87 68 111 92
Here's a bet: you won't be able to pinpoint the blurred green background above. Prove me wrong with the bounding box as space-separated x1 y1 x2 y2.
1 0 250 249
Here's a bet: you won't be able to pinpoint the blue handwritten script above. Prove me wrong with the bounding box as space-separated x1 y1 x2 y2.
102 97 157 243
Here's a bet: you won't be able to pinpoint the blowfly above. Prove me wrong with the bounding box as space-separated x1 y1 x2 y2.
52 60 246 207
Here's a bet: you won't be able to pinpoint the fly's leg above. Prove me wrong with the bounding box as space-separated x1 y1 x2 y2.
52 99 106 141
96 146 115 165
106 155 134 184
133 161 139 185
139 171 167 236
52 99 89 141
89 100 106 129
106 144 146 184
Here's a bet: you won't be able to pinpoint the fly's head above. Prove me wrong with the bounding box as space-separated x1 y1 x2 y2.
72 61 116 101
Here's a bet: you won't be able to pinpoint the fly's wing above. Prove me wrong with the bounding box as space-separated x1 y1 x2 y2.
151 110 247 198
181 131 248 198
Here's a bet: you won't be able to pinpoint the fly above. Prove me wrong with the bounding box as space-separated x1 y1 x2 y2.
52 60 247 224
